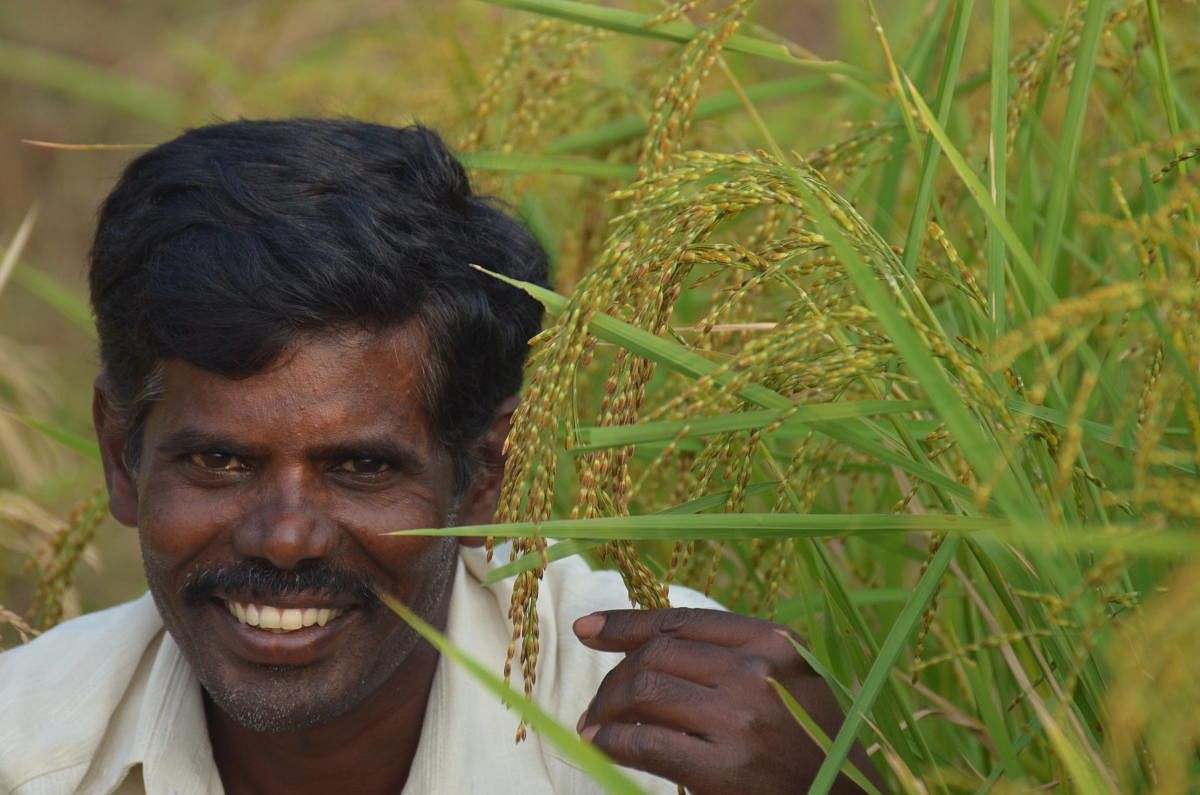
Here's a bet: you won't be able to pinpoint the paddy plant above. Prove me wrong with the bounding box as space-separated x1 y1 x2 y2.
423 1 1199 791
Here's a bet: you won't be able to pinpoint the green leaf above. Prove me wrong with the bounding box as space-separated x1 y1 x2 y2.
473 266 788 409
0 41 182 126
459 151 636 179
518 194 560 267
871 0 952 231
6 413 101 461
481 0 875 86
811 16 1030 521
472 267 979 504
571 400 930 451
381 594 648 795
544 76 825 155
768 677 882 795
1006 399 1197 475
774 589 913 623
961 598 1025 781
394 513 1005 541
484 539 601 584
483 482 781 584
12 265 96 339
890 47 1056 310
1038 0 1108 298
897 0 974 277
808 535 962 795
988 524 1200 558
1145 0 1187 160
987 0 1011 336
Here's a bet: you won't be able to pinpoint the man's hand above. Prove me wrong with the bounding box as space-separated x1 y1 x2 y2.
573 607 878 795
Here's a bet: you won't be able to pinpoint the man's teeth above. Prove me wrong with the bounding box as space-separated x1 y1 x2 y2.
223 600 341 631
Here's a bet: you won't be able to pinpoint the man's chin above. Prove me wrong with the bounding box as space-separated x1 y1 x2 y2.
171 599 416 735
201 673 352 734
189 619 422 736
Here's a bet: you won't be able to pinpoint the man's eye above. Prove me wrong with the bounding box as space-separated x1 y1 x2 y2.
190 452 245 471
336 458 392 476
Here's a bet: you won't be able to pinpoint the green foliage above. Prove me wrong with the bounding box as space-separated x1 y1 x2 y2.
462 1 1200 792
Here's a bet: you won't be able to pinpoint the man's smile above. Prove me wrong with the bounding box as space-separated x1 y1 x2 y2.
205 594 366 667
221 599 345 631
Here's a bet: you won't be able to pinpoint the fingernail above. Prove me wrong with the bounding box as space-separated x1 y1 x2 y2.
580 725 599 743
576 709 588 733
573 614 604 639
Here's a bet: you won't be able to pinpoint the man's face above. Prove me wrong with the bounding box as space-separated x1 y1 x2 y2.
113 325 471 732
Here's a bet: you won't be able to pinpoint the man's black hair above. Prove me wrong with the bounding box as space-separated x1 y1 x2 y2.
89 118 549 492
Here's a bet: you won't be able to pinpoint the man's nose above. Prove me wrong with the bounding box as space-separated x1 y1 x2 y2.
233 468 337 569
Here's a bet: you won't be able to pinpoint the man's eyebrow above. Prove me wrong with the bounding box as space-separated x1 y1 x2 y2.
309 436 428 473
156 428 253 458
154 428 428 471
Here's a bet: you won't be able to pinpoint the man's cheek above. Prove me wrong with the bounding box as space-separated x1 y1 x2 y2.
138 482 242 561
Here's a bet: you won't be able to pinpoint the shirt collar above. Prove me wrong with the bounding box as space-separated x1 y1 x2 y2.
130 628 222 795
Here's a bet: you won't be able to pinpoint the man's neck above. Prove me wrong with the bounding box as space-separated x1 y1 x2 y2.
205 637 441 795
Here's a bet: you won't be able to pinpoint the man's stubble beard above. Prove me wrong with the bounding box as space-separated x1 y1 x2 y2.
145 537 460 735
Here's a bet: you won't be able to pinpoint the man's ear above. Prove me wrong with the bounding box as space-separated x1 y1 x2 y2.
455 394 520 547
93 375 139 528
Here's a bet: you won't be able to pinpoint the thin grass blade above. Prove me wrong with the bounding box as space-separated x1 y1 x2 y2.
480 0 875 85
382 594 648 795
12 266 97 339
572 401 929 451
0 206 38 297
5 413 101 461
460 151 636 179
768 677 882 795
0 41 182 126
808 535 962 795
484 482 781 583
395 513 1004 541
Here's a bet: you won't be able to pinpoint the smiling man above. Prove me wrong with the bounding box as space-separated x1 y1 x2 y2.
0 119 874 794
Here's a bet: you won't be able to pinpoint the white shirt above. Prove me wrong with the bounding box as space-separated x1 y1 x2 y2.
0 547 720 794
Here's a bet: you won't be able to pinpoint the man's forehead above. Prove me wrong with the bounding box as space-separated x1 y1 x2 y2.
164 321 429 384
145 323 437 444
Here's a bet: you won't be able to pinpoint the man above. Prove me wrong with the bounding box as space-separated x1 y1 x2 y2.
0 119 873 794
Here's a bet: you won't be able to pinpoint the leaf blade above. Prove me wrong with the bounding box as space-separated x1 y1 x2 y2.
382 594 649 795
394 513 1005 541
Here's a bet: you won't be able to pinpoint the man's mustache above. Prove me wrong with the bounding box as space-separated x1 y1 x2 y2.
182 559 380 608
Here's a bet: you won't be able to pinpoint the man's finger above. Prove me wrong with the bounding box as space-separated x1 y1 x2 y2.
582 722 714 790
574 607 780 652
581 669 719 736
603 635 747 689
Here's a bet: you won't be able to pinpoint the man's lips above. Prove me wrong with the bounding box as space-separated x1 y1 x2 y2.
208 596 364 666
222 598 343 631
